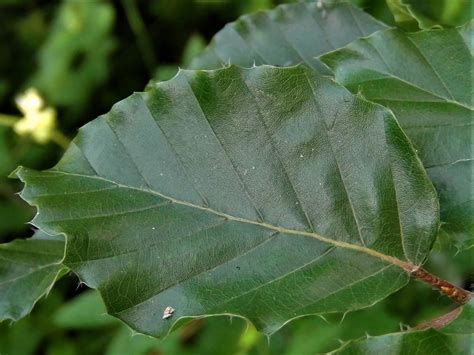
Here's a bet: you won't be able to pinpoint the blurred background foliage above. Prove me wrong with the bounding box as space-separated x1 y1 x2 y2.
0 0 472 354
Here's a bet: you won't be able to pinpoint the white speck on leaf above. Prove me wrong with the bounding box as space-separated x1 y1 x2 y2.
163 306 175 320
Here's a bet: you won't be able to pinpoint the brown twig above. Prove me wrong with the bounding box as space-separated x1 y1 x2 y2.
409 267 471 304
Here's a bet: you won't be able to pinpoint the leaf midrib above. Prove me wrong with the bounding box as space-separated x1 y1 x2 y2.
34 169 415 273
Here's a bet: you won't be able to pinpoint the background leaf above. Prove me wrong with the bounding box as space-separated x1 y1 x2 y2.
190 1 386 73
332 329 471 354
386 0 438 29
386 0 474 29
53 289 116 329
16 65 438 338
0 230 66 321
332 298 474 354
440 299 474 335
320 23 474 251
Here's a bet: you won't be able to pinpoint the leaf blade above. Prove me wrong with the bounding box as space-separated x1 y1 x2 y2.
320 24 473 251
16 66 438 337
0 230 66 321
441 299 474 334
332 298 474 354
190 2 386 73
332 329 471 354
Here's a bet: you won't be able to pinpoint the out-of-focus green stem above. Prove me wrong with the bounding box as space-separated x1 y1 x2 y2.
122 0 157 75
0 113 19 127
51 130 70 150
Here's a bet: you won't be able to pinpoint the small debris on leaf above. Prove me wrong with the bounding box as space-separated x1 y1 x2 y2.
162 306 175 320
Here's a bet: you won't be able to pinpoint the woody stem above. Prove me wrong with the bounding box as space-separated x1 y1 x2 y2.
407 266 471 304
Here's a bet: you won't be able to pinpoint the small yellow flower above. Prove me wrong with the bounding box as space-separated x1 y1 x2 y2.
13 88 57 144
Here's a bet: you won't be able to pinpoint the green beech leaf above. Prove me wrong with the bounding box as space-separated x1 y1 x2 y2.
386 0 438 30
190 1 386 73
53 290 116 329
387 0 473 29
440 299 474 335
105 326 160 355
0 230 66 321
332 299 474 354
15 65 438 337
320 23 474 251
331 329 471 354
